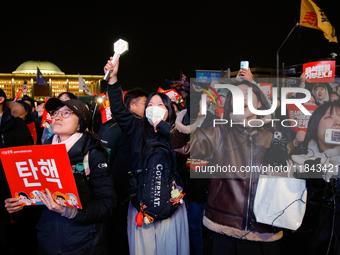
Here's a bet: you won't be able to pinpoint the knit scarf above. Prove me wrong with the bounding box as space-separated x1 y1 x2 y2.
52 133 83 152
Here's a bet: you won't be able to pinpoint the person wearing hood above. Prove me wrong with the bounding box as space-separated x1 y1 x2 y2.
312 83 330 106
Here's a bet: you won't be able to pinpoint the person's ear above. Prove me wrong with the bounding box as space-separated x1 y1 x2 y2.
77 125 80 131
0 97 5 104
130 103 136 112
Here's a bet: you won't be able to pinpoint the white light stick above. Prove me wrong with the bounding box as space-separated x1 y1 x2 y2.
103 39 129 81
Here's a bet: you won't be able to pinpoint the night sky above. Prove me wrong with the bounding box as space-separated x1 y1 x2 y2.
1 1 339 93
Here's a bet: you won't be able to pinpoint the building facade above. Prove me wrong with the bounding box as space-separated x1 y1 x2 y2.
0 60 104 101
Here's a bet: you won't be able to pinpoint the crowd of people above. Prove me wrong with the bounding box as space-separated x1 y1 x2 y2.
0 59 339 255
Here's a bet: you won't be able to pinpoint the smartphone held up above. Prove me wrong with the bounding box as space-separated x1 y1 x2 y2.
325 129 340 144
240 61 249 70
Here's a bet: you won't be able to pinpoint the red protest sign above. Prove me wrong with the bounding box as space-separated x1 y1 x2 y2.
259 83 273 100
98 98 112 124
159 87 181 101
41 98 53 128
287 104 318 133
0 144 82 209
303 61 335 83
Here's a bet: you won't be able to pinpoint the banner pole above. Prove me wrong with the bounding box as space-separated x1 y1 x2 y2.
276 22 299 97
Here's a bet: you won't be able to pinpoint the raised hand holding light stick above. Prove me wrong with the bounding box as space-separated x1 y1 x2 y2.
103 39 129 81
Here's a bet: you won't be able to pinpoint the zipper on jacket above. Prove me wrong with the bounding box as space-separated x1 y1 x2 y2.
244 134 253 231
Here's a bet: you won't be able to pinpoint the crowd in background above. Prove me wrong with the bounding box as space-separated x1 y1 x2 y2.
0 60 340 255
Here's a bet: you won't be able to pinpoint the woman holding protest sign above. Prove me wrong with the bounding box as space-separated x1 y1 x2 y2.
5 98 116 255
171 79 294 255
284 101 340 255
103 58 189 255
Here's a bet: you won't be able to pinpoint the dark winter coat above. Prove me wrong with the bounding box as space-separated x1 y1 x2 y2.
282 144 340 255
36 133 116 255
107 82 178 208
107 82 172 179
0 106 34 206
0 106 36 255
99 118 132 202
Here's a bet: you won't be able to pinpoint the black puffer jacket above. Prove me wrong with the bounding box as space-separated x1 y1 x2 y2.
283 144 340 255
99 119 132 202
0 106 35 255
37 133 116 255
0 106 34 205
107 82 177 207
0 106 34 148
107 82 173 178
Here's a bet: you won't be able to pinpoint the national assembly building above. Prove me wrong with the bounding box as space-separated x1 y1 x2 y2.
0 60 104 102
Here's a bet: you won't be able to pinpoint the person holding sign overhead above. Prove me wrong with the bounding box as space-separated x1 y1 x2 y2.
5 98 116 255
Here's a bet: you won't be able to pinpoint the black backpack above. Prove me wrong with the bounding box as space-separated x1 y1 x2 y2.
129 140 184 223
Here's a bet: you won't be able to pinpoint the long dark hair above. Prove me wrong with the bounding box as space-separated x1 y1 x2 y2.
303 101 340 151
223 80 275 131
142 92 176 149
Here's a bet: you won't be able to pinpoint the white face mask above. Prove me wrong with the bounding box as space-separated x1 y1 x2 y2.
145 106 167 124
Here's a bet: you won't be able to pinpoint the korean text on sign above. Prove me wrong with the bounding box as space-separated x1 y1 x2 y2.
303 61 335 83
0 144 82 208
287 104 318 133
16 158 62 188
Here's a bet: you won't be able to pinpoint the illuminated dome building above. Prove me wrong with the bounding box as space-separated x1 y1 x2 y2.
0 60 104 101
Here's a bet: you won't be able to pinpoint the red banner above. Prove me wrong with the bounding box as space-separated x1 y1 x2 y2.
158 87 181 101
287 104 318 132
98 98 112 124
157 87 165 93
41 98 53 128
259 83 273 100
303 60 335 83
0 144 82 209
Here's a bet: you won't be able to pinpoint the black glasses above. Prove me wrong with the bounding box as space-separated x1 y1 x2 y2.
51 110 74 118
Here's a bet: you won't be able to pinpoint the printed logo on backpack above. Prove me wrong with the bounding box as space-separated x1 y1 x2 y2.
131 142 185 227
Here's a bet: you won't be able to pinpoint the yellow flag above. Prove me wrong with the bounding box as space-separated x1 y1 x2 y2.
300 0 337 43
